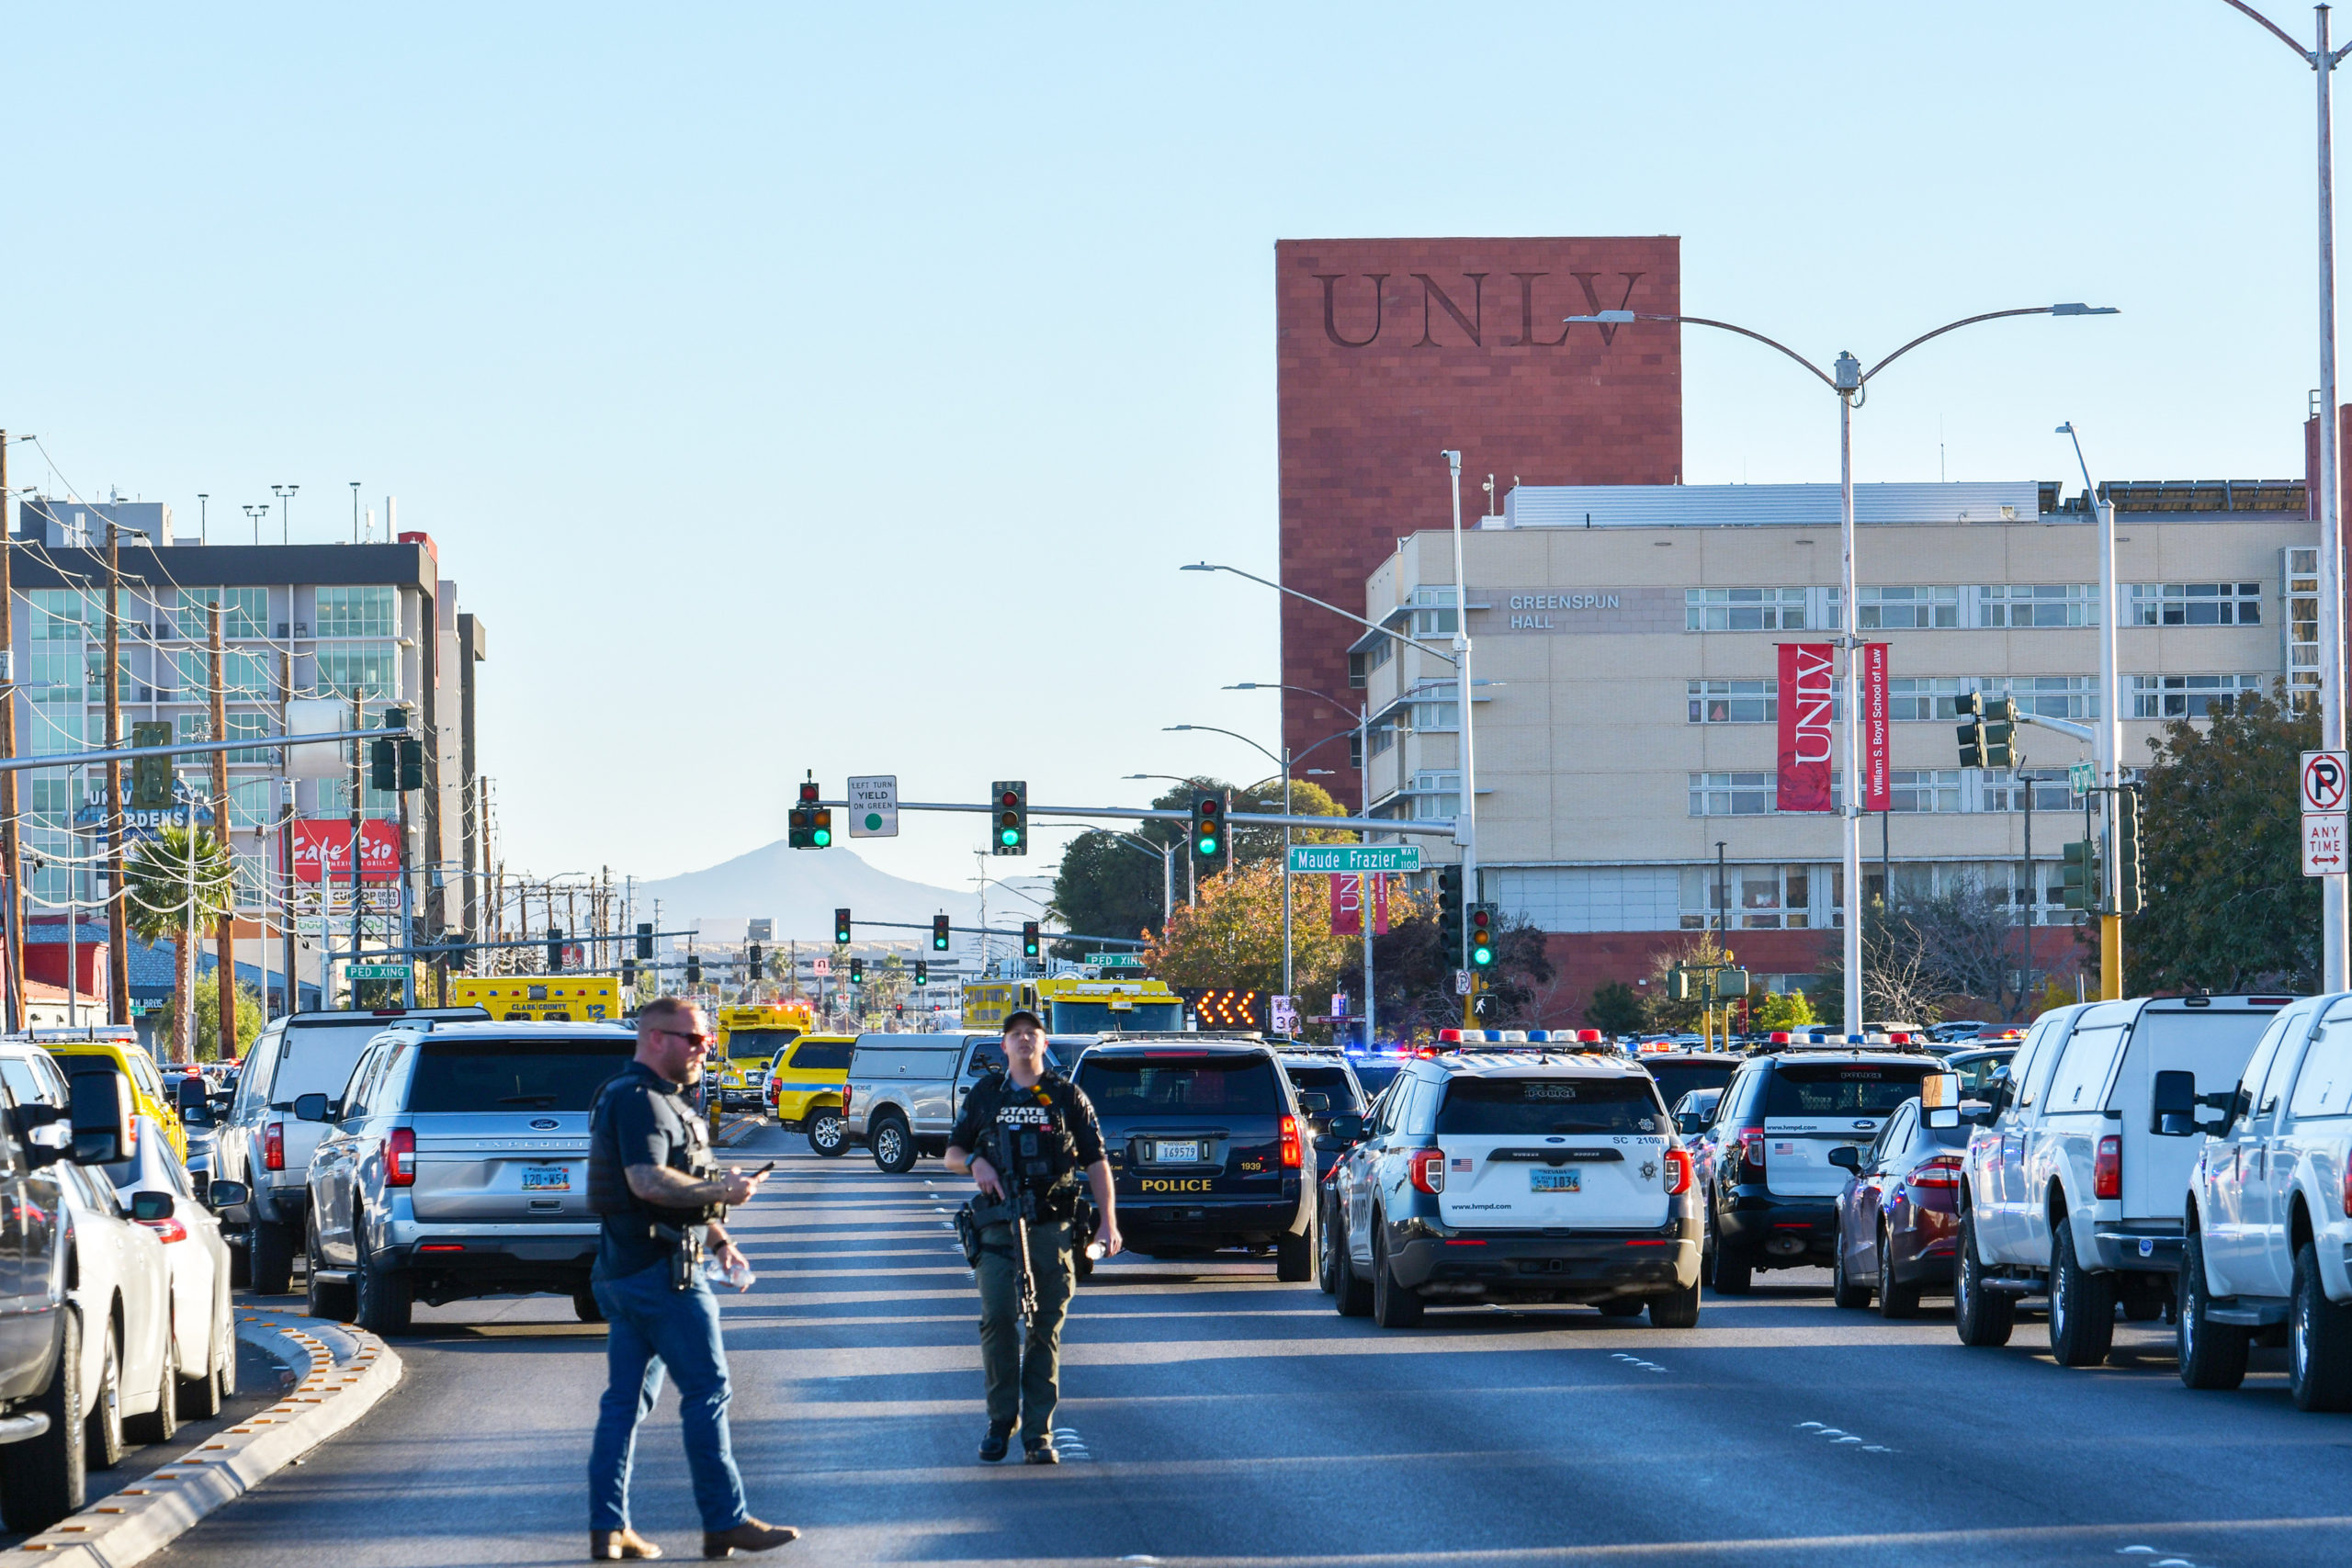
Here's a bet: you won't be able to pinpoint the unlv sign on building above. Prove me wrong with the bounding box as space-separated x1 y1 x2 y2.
1275 238 1684 789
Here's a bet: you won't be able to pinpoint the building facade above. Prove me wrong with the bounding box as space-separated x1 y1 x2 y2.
1355 478 2314 1022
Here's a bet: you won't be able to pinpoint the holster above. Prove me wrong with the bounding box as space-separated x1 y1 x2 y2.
656 1222 706 1291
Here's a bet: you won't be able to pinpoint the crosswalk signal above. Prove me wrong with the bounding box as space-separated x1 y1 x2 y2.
914 959 928 986
789 777 831 849
849 957 865 986
2118 784 2145 915
1022 920 1040 959
2062 840 2098 911
932 914 951 952
636 922 653 961
1437 864 1465 953
130 721 175 809
992 780 1028 856
1469 903 1497 967
747 942 763 980
834 908 853 945
547 927 565 972
1191 794 1222 860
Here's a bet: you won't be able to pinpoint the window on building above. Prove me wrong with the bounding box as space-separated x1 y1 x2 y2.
2132 673 2264 719
2129 582 2262 626
1689 773 1776 817
316 776 399 821
1857 586 1962 629
174 648 274 702
26 699 83 757
1890 769 1963 814
1687 679 1777 724
1977 583 2099 627
173 587 269 641
28 589 85 642
1889 676 1972 722
24 644 79 705
1360 638 1392 680
1367 722 1395 757
1677 864 1817 930
1409 771 1460 820
314 643 398 702
2288 547 2320 694
227 778 277 831
314 586 397 640
1980 770 2076 813
2000 674 2098 719
1684 587 1809 632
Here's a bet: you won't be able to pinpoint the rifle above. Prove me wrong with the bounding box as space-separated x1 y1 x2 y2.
969 1127 1039 1323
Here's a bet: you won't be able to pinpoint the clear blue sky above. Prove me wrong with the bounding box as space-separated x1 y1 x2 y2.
3 2 2332 903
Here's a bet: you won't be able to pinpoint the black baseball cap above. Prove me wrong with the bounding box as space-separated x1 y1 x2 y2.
1002 1010 1044 1035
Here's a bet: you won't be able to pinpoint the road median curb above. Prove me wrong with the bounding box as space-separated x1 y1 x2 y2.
0 1307 403 1567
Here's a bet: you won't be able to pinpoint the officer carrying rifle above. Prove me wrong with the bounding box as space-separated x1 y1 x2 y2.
945 1009 1121 1464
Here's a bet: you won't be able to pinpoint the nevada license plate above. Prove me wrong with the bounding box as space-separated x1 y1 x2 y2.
1531 1168 1581 1192
522 1167 570 1191
1155 1141 1202 1163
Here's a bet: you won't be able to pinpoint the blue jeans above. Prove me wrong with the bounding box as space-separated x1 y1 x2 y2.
588 1261 749 1534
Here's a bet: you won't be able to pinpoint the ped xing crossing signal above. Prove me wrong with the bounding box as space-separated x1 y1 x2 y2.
1954 692 2016 770
789 777 832 850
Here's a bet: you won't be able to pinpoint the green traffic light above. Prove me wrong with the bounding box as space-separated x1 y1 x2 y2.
813 827 831 846
1473 947 1494 965
1000 828 1019 847
1198 836 1216 855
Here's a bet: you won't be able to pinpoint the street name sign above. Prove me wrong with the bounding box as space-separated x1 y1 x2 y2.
2308 813 2349 876
2068 761 2096 795
1286 844 1422 875
848 775 899 838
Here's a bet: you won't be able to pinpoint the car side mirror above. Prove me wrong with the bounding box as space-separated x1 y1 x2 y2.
205 1179 249 1210
12 1104 70 1168
969 1055 1000 1077
68 1070 129 1166
2151 1068 2199 1136
1828 1145 1860 1170
292 1093 331 1123
1920 1071 1963 1131
179 1093 215 1129
1296 1091 1330 1115
130 1190 176 1224
1325 1113 1366 1145
1676 1111 1704 1135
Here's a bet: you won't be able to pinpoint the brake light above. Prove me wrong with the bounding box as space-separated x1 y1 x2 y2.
263 1121 284 1171
840 1082 853 1116
1279 1115 1302 1169
1409 1148 1445 1194
2093 1134 2120 1200
1908 1154 1962 1190
2344 1160 2352 1219
1664 1147 1692 1195
137 1217 188 1245
387 1126 417 1187
1737 1127 1766 1176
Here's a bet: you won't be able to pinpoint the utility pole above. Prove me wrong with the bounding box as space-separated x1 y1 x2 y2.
0 431 17 1033
210 603 233 1057
105 523 129 1027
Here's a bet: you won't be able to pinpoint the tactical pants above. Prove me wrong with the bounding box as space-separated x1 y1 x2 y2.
977 1218 1073 1443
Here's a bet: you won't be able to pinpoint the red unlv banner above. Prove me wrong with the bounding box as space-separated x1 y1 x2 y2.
1863 643 1892 812
1777 643 1837 812
1331 874 1362 936
293 819 401 884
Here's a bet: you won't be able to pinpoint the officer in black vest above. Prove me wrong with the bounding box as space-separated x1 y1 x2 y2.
585 996 797 1562
945 1009 1121 1464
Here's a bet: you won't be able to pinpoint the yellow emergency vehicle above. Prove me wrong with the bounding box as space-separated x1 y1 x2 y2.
712 1000 814 1110
40 1031 188 1163
443 976 624 1022
762 1031 854 1155
961 973 1184 1034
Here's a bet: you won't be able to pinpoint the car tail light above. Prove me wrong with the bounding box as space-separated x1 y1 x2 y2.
2344 1160 2352 1219
1908 1154 1962 1190
2093 1134 2120 1200
1664 1147 1693 1195
1279 1115 1302 1169
387 1126 417 1187
263 1121 284 1172
1409 1148 1445 1194
840 1082 854 1116
1737 1127 1766 1177
138 1217 188 1245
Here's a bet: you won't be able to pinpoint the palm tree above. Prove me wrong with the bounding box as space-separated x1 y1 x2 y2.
120 824 236 1061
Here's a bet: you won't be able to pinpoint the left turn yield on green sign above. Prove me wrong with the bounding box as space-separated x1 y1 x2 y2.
849 774 898 838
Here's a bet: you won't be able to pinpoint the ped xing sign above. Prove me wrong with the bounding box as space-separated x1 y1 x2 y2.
345 963 408 979
1085 953 1145 968
1286 844 1422 875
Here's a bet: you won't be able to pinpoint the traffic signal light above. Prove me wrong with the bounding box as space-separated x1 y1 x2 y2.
1437 864 1464 954
621 957 637 987
914 959 928 985
2118 785 2144 915
636 922 653 961
1956 694 2017 770
547 927 564 972
368 733 398 793
1022 920 1040 959
932 914 951 952
1956 718 1986 769
130 721 174 809
747 942 763 979
992 780 1028 856
849 957 865 986
1468 903 1497 966
1191 793 1223 859
2062 840 2098 910
686 951 702 985
834 908 852 945
789 778 832 849
399 736 425 792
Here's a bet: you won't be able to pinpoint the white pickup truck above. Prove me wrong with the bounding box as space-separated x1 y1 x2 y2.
1953 993 2290 1367
2177 991 2352 1410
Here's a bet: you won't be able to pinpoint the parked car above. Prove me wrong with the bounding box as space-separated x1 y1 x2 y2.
1707 1042 1944 1292
1328 1035 1700 1326
841 1031 1091 1174
1929 1021 1989 1044
763 1032 854 1156
1955 993 2290 1365
2177 992 2352 1407
101 1113 238 1419
1829 1093 1968 1316
214 1006 488 1294
300 1021 639 1334
0 1039 142 1531
1272 1047 1369 1185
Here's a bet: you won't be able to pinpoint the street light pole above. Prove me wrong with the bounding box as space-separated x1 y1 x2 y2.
1444 451 1479 1007
2059 422 2126 998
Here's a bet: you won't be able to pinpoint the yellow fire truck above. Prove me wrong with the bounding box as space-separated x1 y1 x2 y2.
444 976 624 1022
962 973 1185 1034
712 1000 816 1110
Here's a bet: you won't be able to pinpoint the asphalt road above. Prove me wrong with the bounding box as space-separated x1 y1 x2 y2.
161 1123 2352 1567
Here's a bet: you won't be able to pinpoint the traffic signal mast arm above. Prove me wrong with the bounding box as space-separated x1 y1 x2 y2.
799 795 1458 836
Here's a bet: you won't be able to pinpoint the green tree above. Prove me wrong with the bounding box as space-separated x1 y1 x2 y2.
120 824 236 1061
2132 685 2319 993
1753 988 1816 1032
1144 859 1360 1017
1586 980 1645 1036
1364 895 1551 1038
158 980 264 1059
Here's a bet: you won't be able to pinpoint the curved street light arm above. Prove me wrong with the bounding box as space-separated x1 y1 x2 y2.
1165 723 1283 773
2220 0 2322 62
1182 562 1458 666
1670 315 1840 389
1859 307 2066 384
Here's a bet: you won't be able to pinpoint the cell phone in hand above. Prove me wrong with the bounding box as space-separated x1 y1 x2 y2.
751 1161 776 1178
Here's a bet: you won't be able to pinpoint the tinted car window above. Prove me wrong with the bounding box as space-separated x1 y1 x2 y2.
267 1024 396 1102
406 1037 636 1113
1077 1055 1282 1115
788 1041 854 1072
1764 1062 1935 1118
1437 1077 1664 1136
1648 1062 1735 1110
1280 1065 1362 1111
1351 1060 1403 1097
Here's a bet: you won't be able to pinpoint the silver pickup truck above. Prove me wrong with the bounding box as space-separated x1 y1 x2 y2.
298 1021 639 1334
843 1032 1090 1174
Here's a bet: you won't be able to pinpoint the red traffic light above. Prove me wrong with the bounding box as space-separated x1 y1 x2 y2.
799 779 819 806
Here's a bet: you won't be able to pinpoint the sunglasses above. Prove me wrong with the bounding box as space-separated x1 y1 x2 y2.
655 1027 712 1047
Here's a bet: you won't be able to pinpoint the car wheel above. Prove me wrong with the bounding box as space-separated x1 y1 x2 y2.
1648 1281 1702 1329
573 1287 605 1325
1369 1219 1423 1328
2290 1239 2352 1412
1877 1225 1921 1319
1333 1213 1373 1318
306 1218 356 1322
1708 1231 1753 1296
249 1217 296 1296
808 1111 848 1157
1953 1204 2015 1348
1830 1217 1871 1309
870 1116 917 1175
353 1235 413 1337
86 1315 124 1470
1316 1198 1340 1295
123 1321 178 1445
2048 1213 2117 1368
1275 1225 1313 1283
179 1292 228 1421
1 1306 85 1533
2177 1224 2248 1390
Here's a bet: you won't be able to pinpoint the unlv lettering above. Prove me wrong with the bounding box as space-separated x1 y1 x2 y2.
1777 642 1837 813
1314 269 1645 349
